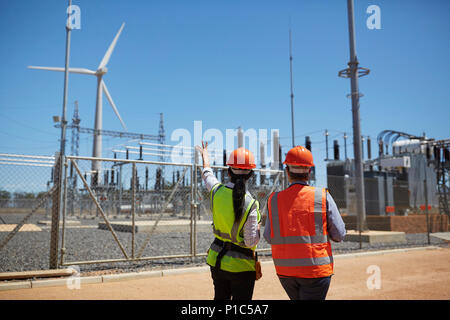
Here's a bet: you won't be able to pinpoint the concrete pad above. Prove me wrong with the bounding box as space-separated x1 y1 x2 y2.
430 232 450 242
0 268 75 281
30 275 102 289
344 230 406 244
0 281 31 291
37 220 81 226
0 224 42 232
102 270 162 282
162 266 210 276
31 278 69 288
98 220 213 233
77 276 103 285
61 225 97 229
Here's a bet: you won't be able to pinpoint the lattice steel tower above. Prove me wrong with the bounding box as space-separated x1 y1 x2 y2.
71 100 80 158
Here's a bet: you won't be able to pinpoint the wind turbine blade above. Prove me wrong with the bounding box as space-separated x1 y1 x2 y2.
66 68 97 75
28 66 65 72
28 66 96 75
98 23 125 69
102 81 127 131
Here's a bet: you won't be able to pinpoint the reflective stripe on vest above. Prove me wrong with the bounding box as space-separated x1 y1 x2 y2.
269 185 333 277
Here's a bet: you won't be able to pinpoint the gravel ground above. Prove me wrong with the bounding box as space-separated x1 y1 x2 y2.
0 213 447 275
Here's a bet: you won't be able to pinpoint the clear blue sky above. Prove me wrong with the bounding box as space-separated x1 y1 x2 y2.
0 0 449 187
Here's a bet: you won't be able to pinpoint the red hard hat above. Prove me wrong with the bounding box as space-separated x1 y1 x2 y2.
283 146 314 167
227 147 256 169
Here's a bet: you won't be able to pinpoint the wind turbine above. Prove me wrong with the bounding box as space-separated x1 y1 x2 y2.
29 23 127 184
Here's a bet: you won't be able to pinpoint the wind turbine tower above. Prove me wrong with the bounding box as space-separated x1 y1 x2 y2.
29 23 127 185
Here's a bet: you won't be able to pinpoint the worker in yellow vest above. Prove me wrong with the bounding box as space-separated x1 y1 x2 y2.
196 141 261 300
264 145 346 300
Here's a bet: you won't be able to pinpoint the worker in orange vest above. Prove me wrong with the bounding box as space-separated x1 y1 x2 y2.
263 145 346 300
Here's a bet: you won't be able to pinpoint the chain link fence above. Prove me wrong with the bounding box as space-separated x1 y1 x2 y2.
1 152 448 273
58 156 197 266
0 154 56 271
0 154 286 271
0 154 55 215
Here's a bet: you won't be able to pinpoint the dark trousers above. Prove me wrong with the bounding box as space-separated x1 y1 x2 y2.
278 275 332 300
210 266 256 300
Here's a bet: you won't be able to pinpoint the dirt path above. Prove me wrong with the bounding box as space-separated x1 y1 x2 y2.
1 247 449 300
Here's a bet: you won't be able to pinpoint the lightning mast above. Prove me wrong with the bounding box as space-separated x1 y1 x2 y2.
289 26 296 148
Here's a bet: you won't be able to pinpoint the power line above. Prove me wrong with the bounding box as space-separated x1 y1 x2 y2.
0 112 55 136
0 130 55 144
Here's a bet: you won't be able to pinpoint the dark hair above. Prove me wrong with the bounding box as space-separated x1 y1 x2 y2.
286 167 310 181
228 168 254 221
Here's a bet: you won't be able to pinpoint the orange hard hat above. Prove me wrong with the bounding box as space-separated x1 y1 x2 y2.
283 145 314 167
226 147 256 169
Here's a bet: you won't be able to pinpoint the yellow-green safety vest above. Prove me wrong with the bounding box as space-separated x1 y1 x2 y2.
206 183 261 272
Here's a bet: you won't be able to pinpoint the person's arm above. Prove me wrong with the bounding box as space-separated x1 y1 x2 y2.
263 201 272 244
326 192 346 242
196 141 219 192
202 167 220 193
243 202 261 248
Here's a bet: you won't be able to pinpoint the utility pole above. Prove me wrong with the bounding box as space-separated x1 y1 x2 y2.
50 0 73 269
60 0 72 163
339 0 370 233
289 27 295 148
344 132 348 160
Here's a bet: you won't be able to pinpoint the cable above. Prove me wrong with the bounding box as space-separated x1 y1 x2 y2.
0 112 55 136
0 130 55 144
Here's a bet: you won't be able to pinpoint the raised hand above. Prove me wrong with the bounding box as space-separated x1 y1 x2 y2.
195 141 210 168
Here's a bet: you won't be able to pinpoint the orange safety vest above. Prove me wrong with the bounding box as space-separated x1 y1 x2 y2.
268 184 333 278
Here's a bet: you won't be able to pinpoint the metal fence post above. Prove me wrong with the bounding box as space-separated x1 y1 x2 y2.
60 157 69 267
191 158 199 257
190 164 194 256
49 152 62 269
193 158 199 257
424 178 431 245
131 162 136 258
423 159 431 245
118 164 123 216
50 0 72 268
